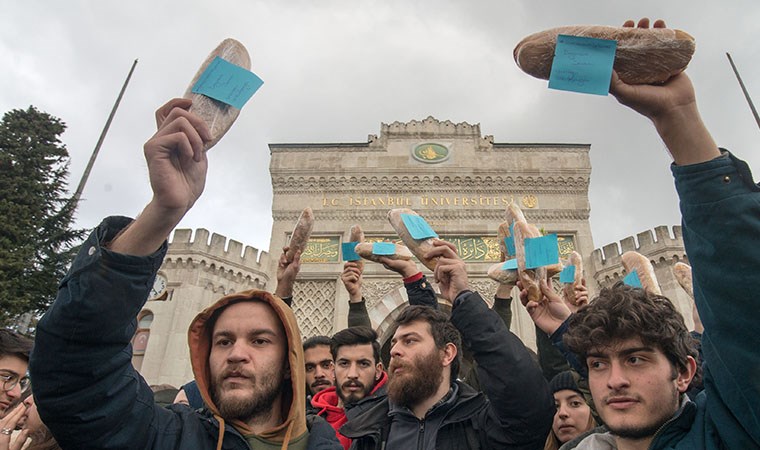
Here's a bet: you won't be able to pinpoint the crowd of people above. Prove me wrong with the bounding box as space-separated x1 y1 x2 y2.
1 18 758 450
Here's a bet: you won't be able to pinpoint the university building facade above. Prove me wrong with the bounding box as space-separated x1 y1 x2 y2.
135 118 691 388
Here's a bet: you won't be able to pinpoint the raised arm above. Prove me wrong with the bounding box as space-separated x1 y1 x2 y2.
428 241 553 447
274 245 301 306
609 19 720 166
379 257 438 309
341 261 372 328
611 18 759 446
29 98 210 449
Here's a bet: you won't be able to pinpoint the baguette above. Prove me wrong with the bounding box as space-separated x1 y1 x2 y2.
506 201 527 227
514 221 546 303
514 25 695 85
487 262 518 285
388 208 439 270
184 38 251 150
621 251 662 295
285 207 314 262
672 261 693 299
355 242 413 263
497 221 511 261
348 224 366 270
562 251 584 306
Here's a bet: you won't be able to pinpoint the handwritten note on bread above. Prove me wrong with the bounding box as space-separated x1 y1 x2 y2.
514 25 695 85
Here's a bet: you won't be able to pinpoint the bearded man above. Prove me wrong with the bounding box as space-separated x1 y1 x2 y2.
339 240 554 449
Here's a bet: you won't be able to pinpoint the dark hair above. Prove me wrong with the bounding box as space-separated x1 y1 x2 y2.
331 327 381 365
0 329 33 362
303 335 332 352
564 282 697 376
394 306 462 380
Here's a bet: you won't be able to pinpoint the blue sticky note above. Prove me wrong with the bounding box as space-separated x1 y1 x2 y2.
548 34 617 96
623 270 643 288
372 242 396 256
342 242 360 261
524 234 559 269
502 259 518 270
191 56 264 109
504 222 516 256
401 214 438 240
559 265 576 283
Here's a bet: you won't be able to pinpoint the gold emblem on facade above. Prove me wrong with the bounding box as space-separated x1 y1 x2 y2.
412 143 450 163
521 195 538 208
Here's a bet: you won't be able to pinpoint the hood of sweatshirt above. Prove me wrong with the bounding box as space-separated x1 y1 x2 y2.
187 289 307 446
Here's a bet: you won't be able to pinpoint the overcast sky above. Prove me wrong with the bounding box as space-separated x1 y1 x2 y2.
2 1 758 256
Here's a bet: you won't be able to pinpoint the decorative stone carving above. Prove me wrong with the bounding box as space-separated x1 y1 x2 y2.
363 281 403 310
469 280 498 306
293 280 336 338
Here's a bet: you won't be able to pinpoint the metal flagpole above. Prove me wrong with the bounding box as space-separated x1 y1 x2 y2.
71 59 139 208
726 52 760 131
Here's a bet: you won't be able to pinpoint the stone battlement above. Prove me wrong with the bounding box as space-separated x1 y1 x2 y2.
381 116 481 138
592 225 685 268
168 229 268 268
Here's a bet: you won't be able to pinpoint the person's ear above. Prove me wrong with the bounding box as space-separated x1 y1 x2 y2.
676 356 697 393
375 362 383 381
442 342 457 367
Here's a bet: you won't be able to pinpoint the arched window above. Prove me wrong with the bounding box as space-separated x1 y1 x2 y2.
132 310 154 372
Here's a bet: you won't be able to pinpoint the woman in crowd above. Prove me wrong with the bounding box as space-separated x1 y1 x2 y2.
544 371 597 450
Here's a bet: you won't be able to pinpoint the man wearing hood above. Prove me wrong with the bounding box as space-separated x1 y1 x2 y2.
29 98 341 450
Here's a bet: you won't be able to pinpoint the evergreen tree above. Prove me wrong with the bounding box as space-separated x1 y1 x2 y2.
0 106 83 326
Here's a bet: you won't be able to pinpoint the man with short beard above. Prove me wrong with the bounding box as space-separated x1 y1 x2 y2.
311 327 387 450
304 336 337 399
29 98 341 450
340 240 554 449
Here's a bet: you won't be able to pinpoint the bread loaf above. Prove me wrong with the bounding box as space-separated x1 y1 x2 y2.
388 208 439 270
348 224 366 270
514 221 547 303
487 262 518 285
497 221 511 261
355 242 413 263
184 38 251 150
514 25 695 85
562 251 584 306
621 251 662 295
285 207 314 262
672 261 693 299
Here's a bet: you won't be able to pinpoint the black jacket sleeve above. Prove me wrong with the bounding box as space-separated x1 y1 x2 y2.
451 291 554 448
348 299 372 329
405 274 438 308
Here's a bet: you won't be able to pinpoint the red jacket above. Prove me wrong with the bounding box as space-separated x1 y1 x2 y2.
311 371 388 450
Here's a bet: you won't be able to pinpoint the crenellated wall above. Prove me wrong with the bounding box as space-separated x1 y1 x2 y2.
590 225 695 330
138 229 273 388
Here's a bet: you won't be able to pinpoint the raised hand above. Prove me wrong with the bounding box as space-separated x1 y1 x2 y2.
144 98 211 214
519 279 571 335
609 18 720 165
275 246 301 299
340 261 363 302
427 240 469 301
378 257 419 279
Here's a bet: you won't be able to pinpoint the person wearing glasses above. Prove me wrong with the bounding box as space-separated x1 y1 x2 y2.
0 330 32 420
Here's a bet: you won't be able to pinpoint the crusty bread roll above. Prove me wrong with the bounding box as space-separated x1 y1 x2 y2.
348 224 366 270
621 251 662 295
285 207 314 262
487 262 518 285
514 25 695 85
497 221 511 261
388 208 439 270
672 261 693 299
355 242 413 263
562 251 584 306
514 221 547 303
184 38 251 150
506 201 527 228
